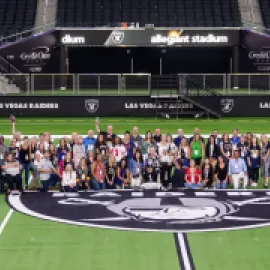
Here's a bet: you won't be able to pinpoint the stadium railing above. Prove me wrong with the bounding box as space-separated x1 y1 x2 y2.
2 73 270 96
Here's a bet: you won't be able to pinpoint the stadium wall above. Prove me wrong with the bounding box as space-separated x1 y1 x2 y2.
0 96 269 117
1 28 270 74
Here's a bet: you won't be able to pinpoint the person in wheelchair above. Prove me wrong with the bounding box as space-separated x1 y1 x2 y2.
1 153 23 194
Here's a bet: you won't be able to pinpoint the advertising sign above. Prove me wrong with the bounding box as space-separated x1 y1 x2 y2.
58 29 238 47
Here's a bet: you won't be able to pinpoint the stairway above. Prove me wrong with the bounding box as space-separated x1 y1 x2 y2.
34 0 58 31
0 75 20 94
238 0 264 28
151 75 222 119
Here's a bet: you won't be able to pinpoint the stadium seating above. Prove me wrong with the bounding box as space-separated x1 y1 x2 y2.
0 0 37 38
258 0 270 28
56 0 242 27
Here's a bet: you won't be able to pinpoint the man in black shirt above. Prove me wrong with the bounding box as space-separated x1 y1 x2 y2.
153 128 161 143
95 119 116 143
189 128 204 144
171 160 185 188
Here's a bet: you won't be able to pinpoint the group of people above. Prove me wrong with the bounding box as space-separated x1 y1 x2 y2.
0 119 269 194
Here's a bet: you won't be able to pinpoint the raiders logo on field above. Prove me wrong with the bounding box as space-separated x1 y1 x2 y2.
111 32 124 44
85 99 99 113
221 98 234 113
8 191 270 233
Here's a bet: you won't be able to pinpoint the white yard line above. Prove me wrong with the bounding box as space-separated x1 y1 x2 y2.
177 233 192 270
0 209 14 237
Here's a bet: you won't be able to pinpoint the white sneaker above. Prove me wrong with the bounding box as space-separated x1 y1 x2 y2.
251 183 256 187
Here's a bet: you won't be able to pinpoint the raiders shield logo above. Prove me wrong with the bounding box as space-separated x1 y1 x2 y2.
7 191 270 233
112 32 124 44
221 98 234 113
85 99 99 113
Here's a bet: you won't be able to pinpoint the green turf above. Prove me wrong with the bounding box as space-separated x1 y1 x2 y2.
0 208 179 270
188 228 270 270
0 195 9 224
0 117 270 135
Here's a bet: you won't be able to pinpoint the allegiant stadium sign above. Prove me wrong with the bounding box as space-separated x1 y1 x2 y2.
151 33 229 45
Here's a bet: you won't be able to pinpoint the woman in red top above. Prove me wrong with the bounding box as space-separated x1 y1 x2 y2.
184 159 203 189
91 153 106 190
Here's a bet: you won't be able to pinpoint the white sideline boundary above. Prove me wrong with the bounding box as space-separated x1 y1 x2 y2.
0 209 14 237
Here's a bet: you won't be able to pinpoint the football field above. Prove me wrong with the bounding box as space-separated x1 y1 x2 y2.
1 117 270 270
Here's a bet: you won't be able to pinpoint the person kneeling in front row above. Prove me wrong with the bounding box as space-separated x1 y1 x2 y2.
1 153 22 194
37 151 60 192
62 164 78 192
184 159 203 189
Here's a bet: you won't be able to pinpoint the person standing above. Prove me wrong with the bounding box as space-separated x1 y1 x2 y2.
202 158 214 188
123 132 135 171
83 130 96 154
212 129 221 146
230 128 240 150
205 135 219 168
131 126 143 150
174 129 185 148
220 133 233 163
144 147 160 183
76 157 89 190
130 151 143 188
237 135 249 160
228 150 248 189
73 136 86 167
215 156 228 189
18 136 31 189
91 153 106 190
115 158 130 189
247 136 261 187
158 134 171 187
153 128 161 143
171 160 185 188
189 128 204 144
261 134 270 188
189 134 205 167
141 131 157 161
95 119 116 144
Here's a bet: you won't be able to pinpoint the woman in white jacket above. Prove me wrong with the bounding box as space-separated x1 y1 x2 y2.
62 164 77 192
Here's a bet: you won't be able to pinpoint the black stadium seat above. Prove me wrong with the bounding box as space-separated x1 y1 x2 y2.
0 0 37 38
258 0 270 28
56 0 242 27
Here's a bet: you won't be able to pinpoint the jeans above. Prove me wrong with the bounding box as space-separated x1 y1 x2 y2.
216 180 227 189
184 182 203 189
40 173 60 192
91 177 106 190
21 162 30 187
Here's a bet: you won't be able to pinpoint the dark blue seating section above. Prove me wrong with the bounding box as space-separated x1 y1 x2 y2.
0 0 37 38
57 0 242 27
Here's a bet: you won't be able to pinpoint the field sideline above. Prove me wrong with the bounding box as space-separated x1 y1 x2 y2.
1 117 270 135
